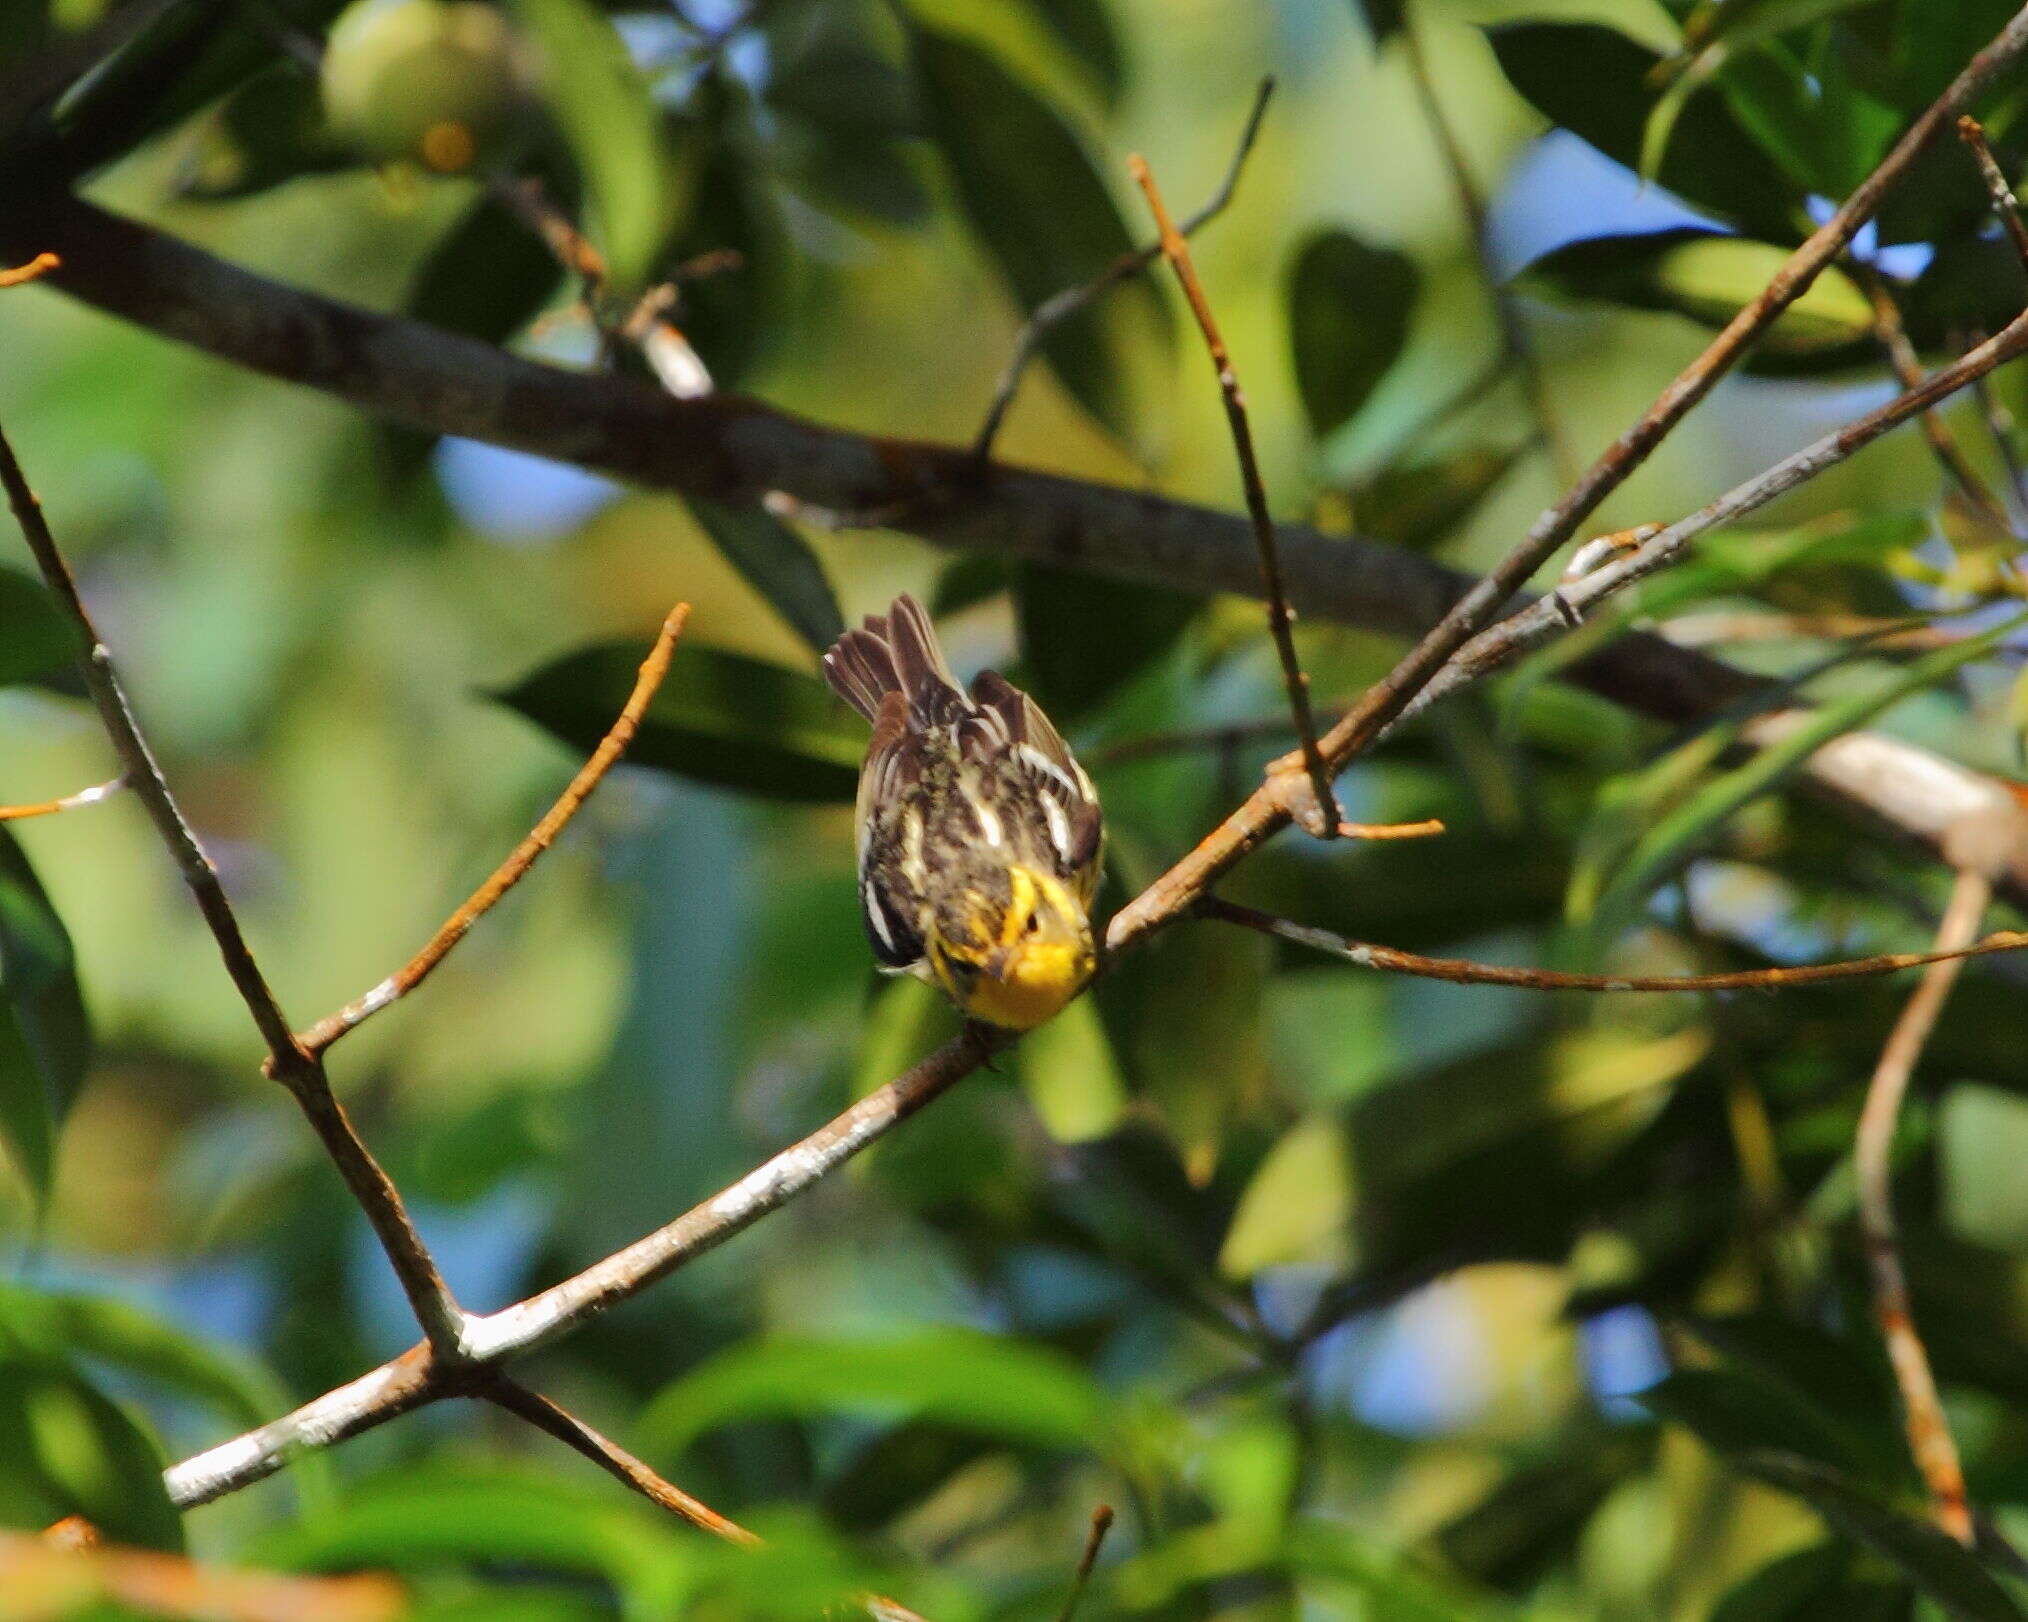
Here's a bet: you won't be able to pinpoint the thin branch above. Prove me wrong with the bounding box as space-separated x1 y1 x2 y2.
1256 2 2028 817
1201 895 2028 992
1957 116 2028 274
1398 0 1573 485
0 251 60 288
299 603 687 1056
165 1030 1003 1506
1856 862 1992 1545
1057 1505 1115 1622
19 194 2028 907
0 420 469 1361
1971 356 2028 517
0 774 123 821
482 1378 759 1545
99 3 2028 1521
1130 153 1341 837
1395 307 2028 722
482 1379 938 1621
971 78 1274 461
1854 259 2014 533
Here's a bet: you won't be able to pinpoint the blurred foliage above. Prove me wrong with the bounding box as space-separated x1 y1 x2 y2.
8 0 2028 1617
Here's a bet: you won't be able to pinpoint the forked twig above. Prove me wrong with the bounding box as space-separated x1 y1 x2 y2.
1056 1505 1115 1622
1201 895 2028 992
1856 861 1992 1545
1957 117 2028 274
299 603 688 1056
133 0 2028 1547
1854 260 2014 534
0 775 124 821
1129 153 1341 838
0 420 469 1362
971 79 1274 462
1395 308 2028 722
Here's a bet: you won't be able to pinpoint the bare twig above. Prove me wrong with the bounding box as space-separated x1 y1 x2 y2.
299 603 687 1056
1856 861 1993 1545
1957 116 2028 274
98 3 2028 1525
1056 1505 1115 1622
1398 0 1573 484
0 775 123 821
1201 895 2028 992
1258 3 2028 811
1396 308 2028 721
1854 260 2014 533
1971 357 2028 517
482 1378 759 1545
0 421 469 1361
971 79 1274 461
19 194 2028 905
164 1030 1002 1506
1130 153 1341 837
0 251 59 288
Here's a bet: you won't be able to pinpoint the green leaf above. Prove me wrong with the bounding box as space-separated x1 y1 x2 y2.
1218 1113 1354 1278
1640 1366 1878 1479
46 0 350 181
1738 1452 2026 1621
1351 0 1404 43
906 19 1166 442
0 1283 288 1434
1941 1084 2028 1254
1486 23 1800 241
409 190 567 345
1518 230 1876 374
636 1328 1109 1462
685 500 844 655
0 1354 181 1551
1709 1543 1907 1622
1354 440 1523 551
507 0 683 293
1286 228 1418 440
1014 563 1198 722
1590 612 2028 924
1015 992 1127 1142
0 565 78 686
175 61 353 200
497 641 862 802
254 1462 692 1613
0 827 90 1210
1679 0 1882 59
1019 0 1125 105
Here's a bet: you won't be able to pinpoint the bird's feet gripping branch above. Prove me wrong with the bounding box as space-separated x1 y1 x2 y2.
823 595 1104 1031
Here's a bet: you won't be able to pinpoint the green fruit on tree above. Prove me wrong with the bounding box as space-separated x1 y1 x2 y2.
320 0 537 171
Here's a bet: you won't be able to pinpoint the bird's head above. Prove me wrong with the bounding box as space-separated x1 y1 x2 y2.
927 865 1097 1030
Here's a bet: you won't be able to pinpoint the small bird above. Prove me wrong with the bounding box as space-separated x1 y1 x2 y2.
823 595 1103 1030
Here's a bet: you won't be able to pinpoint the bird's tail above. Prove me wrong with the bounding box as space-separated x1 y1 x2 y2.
822 594 964 723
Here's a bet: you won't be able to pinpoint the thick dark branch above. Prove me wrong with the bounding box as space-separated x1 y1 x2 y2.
11 191 2028 908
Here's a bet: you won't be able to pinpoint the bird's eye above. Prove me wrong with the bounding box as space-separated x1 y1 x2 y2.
1023 911 1041 936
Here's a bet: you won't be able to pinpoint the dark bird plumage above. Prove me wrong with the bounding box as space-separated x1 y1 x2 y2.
822 595 1103 1028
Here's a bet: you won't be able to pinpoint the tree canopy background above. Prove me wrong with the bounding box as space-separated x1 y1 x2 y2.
9 0 2028 1616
